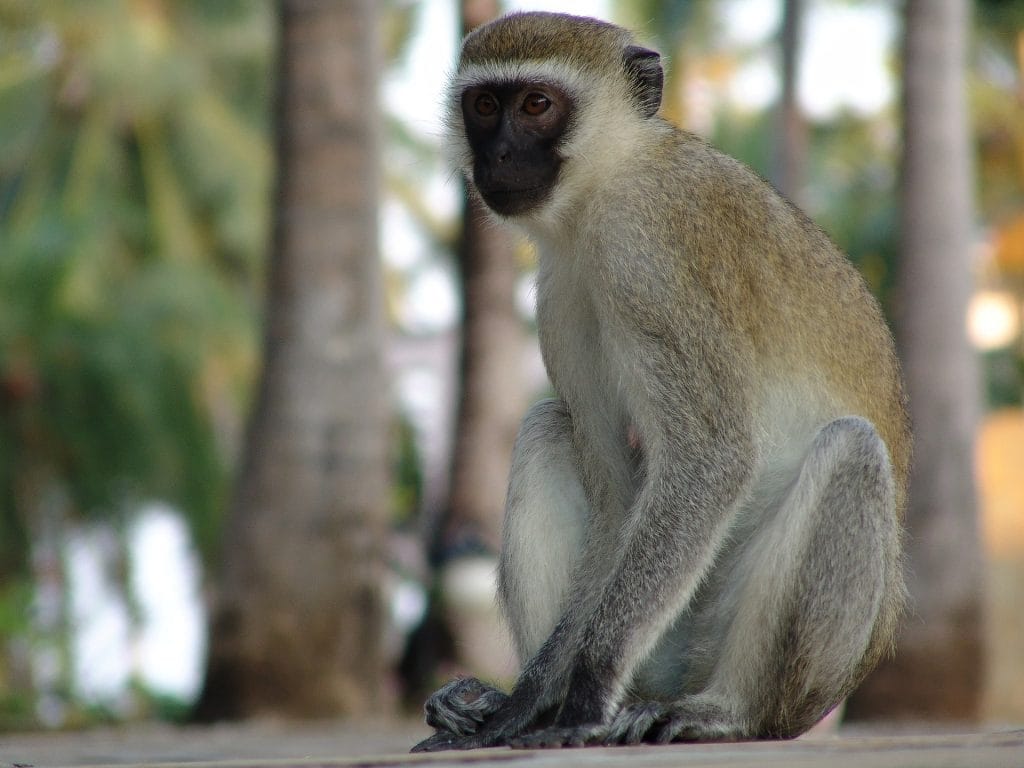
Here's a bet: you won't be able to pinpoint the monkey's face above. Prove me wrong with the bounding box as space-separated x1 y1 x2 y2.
460 81 574 217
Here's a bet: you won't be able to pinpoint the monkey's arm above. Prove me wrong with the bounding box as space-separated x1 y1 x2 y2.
553 358 754 730
562 283 758 716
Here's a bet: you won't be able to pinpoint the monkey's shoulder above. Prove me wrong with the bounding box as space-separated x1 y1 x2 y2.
630 130 819 247
589 129 864 302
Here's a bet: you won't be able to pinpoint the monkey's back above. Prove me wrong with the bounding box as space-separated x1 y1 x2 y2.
593 127 911 512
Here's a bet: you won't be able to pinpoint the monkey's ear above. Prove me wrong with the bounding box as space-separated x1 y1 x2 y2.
623 45 663 118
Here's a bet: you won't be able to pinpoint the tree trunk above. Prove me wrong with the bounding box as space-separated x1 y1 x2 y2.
772 0 807 206
441 191 524 557
847 0 984 722
430 0 525 562
400 0 524 699
196 0 390 720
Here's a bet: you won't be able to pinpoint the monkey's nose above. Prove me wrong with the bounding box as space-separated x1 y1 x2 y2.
493 142 513 164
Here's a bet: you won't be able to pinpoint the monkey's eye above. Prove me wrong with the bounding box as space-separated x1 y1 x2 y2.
522 93 551 116
474 93 499 117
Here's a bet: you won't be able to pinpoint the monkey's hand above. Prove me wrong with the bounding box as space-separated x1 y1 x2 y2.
424 677 509 735
412 670 565 751
411 678 510 752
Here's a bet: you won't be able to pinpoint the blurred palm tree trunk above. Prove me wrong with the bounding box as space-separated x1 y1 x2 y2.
401 0 524 703
773 0 807 206
847 0 985 722
196 0 390 719
441 203 524 557
441 1 525 559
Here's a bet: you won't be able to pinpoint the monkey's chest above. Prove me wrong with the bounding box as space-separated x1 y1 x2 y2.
536 283 629 425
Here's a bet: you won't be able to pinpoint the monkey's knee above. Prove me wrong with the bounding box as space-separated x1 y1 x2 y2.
810 416 896 500
789 417 899 573
505 399 578 502
799 416 900 595
501 398 587 661
515 397 573 445
506 397 580 507
766 417 902 734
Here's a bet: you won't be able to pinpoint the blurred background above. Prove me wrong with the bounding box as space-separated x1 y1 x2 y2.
0 0 1021 734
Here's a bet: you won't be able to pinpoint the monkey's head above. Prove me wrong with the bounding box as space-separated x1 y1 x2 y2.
447 12 664 221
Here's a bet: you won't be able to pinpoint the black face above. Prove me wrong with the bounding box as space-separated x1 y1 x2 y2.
461 81 574 216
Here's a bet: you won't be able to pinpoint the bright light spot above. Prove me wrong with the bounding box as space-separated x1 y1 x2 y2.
721 0 781 46
129 504 206 702
382 3 457 139
728 55 779 111
391 579 427 632
425 170 460 220
516 271 538 321
968 291 1021 350
66 527 132 704
440 556 498 610
397 367 443 419
508 0 610 15
60 506 205 716
800 3 895 119
400 263 459 333
381 201 424 271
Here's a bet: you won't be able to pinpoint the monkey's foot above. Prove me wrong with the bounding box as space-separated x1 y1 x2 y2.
509 725 607 749
605 701 749 744
422 677 510 736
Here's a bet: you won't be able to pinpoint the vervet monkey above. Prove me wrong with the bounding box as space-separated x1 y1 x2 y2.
414 12 910 751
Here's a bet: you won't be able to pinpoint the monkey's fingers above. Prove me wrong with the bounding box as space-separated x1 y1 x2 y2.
423 703 478 736
604 701 669 745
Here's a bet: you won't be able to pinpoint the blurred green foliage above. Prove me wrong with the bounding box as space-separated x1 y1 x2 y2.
0 0 273 570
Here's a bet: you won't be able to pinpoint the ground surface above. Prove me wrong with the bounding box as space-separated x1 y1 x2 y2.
0 721 1021 768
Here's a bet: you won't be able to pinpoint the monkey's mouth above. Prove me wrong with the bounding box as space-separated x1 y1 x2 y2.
478 185 549 216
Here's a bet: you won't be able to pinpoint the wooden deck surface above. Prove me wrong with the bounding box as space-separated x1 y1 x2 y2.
1 720 1021 768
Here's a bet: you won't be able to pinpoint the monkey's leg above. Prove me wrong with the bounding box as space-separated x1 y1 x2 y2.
500 398 589 663
413 399 589 752
604 416 901 745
